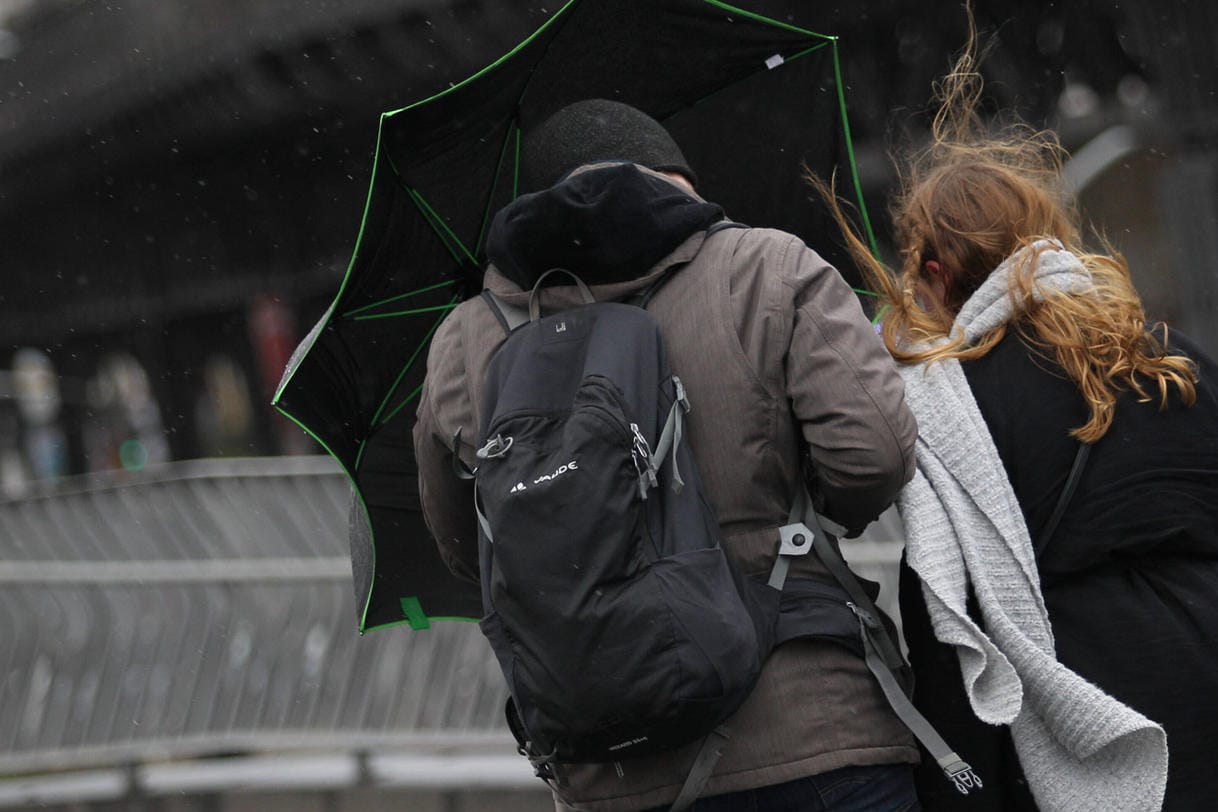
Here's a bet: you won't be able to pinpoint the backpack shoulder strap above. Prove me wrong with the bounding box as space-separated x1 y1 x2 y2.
706 218 748 237
481 289 529 336
633 219 749 310
482 268 598 333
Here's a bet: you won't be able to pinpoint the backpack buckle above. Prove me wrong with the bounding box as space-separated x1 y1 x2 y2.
846 601 882 632
673 376 691 413
768 521 817 589
777 522 815 557
940 757 983 795
523 745 565 788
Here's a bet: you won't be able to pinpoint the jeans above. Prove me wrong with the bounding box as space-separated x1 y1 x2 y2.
649 764 921 812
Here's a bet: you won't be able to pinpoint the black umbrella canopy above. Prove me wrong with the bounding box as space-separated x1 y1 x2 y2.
275 0 875 632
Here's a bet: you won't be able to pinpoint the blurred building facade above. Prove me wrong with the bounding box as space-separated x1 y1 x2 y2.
0 0 1215 489
0 0 553 493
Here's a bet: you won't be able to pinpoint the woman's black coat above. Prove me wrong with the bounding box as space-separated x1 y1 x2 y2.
901 328 1218 811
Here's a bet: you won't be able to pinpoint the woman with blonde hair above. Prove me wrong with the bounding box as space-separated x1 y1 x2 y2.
813 9 1218 812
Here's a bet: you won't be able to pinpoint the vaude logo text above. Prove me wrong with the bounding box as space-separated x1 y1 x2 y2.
509 459 578 495
607 735 649 752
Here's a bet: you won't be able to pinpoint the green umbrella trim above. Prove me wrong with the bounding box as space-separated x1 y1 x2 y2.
271 111 394 407
277 401 347 478
273 398 389 634
384 0 579 119
399 596 430 629
372 612 478 634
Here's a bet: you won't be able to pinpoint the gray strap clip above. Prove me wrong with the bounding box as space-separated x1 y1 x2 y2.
768 520 814 590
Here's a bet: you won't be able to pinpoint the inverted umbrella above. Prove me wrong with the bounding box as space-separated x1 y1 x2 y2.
274 0 877 633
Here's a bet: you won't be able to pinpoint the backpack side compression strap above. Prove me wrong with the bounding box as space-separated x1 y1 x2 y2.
852 608 983 796
668 727 731 812
783 495 983 796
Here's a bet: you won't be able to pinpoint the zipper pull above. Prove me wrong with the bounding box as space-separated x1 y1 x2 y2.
476 434 514 460
630 422 658 496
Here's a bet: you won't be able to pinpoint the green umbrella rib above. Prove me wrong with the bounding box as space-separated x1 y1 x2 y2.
350 303 458 321
354 294 458 471
405 186 479 268
832 40 879 259
785 41 831 63
342 278 458 319
512 126 522 200
475 120 521 257
378 381 426 428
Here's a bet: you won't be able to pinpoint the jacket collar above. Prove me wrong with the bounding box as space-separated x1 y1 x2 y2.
483 227 709 308
484 161 723 297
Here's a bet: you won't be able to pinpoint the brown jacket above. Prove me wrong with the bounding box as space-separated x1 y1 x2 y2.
413 167 919 810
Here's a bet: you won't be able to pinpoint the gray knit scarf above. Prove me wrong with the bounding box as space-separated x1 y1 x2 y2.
896 241 1168 811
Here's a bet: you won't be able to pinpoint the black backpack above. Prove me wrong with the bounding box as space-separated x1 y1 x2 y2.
469 247 980 808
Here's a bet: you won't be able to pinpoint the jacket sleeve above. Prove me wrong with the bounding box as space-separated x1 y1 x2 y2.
783 241 918 533
412 314 481 585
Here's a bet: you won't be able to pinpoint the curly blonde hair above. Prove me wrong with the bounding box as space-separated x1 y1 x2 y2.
810 5 1197 442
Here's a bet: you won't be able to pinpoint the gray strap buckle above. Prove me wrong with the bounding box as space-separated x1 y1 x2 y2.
768 520 814 590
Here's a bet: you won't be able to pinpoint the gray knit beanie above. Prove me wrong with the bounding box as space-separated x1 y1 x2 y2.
521 99 697 192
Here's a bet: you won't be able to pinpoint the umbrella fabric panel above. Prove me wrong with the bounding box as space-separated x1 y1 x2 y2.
381 0 838 253
381 22 553 262
514 0 827 129
349 428 482 628
665 44 864 282
280 156 462 474
276 139 474 631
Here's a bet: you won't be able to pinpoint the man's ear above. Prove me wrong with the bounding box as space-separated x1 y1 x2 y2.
659 170 696 194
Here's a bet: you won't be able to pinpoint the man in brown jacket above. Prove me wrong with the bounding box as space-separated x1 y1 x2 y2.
413 99 921 811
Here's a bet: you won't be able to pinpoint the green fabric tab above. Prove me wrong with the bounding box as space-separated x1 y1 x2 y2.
399 597 431 630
